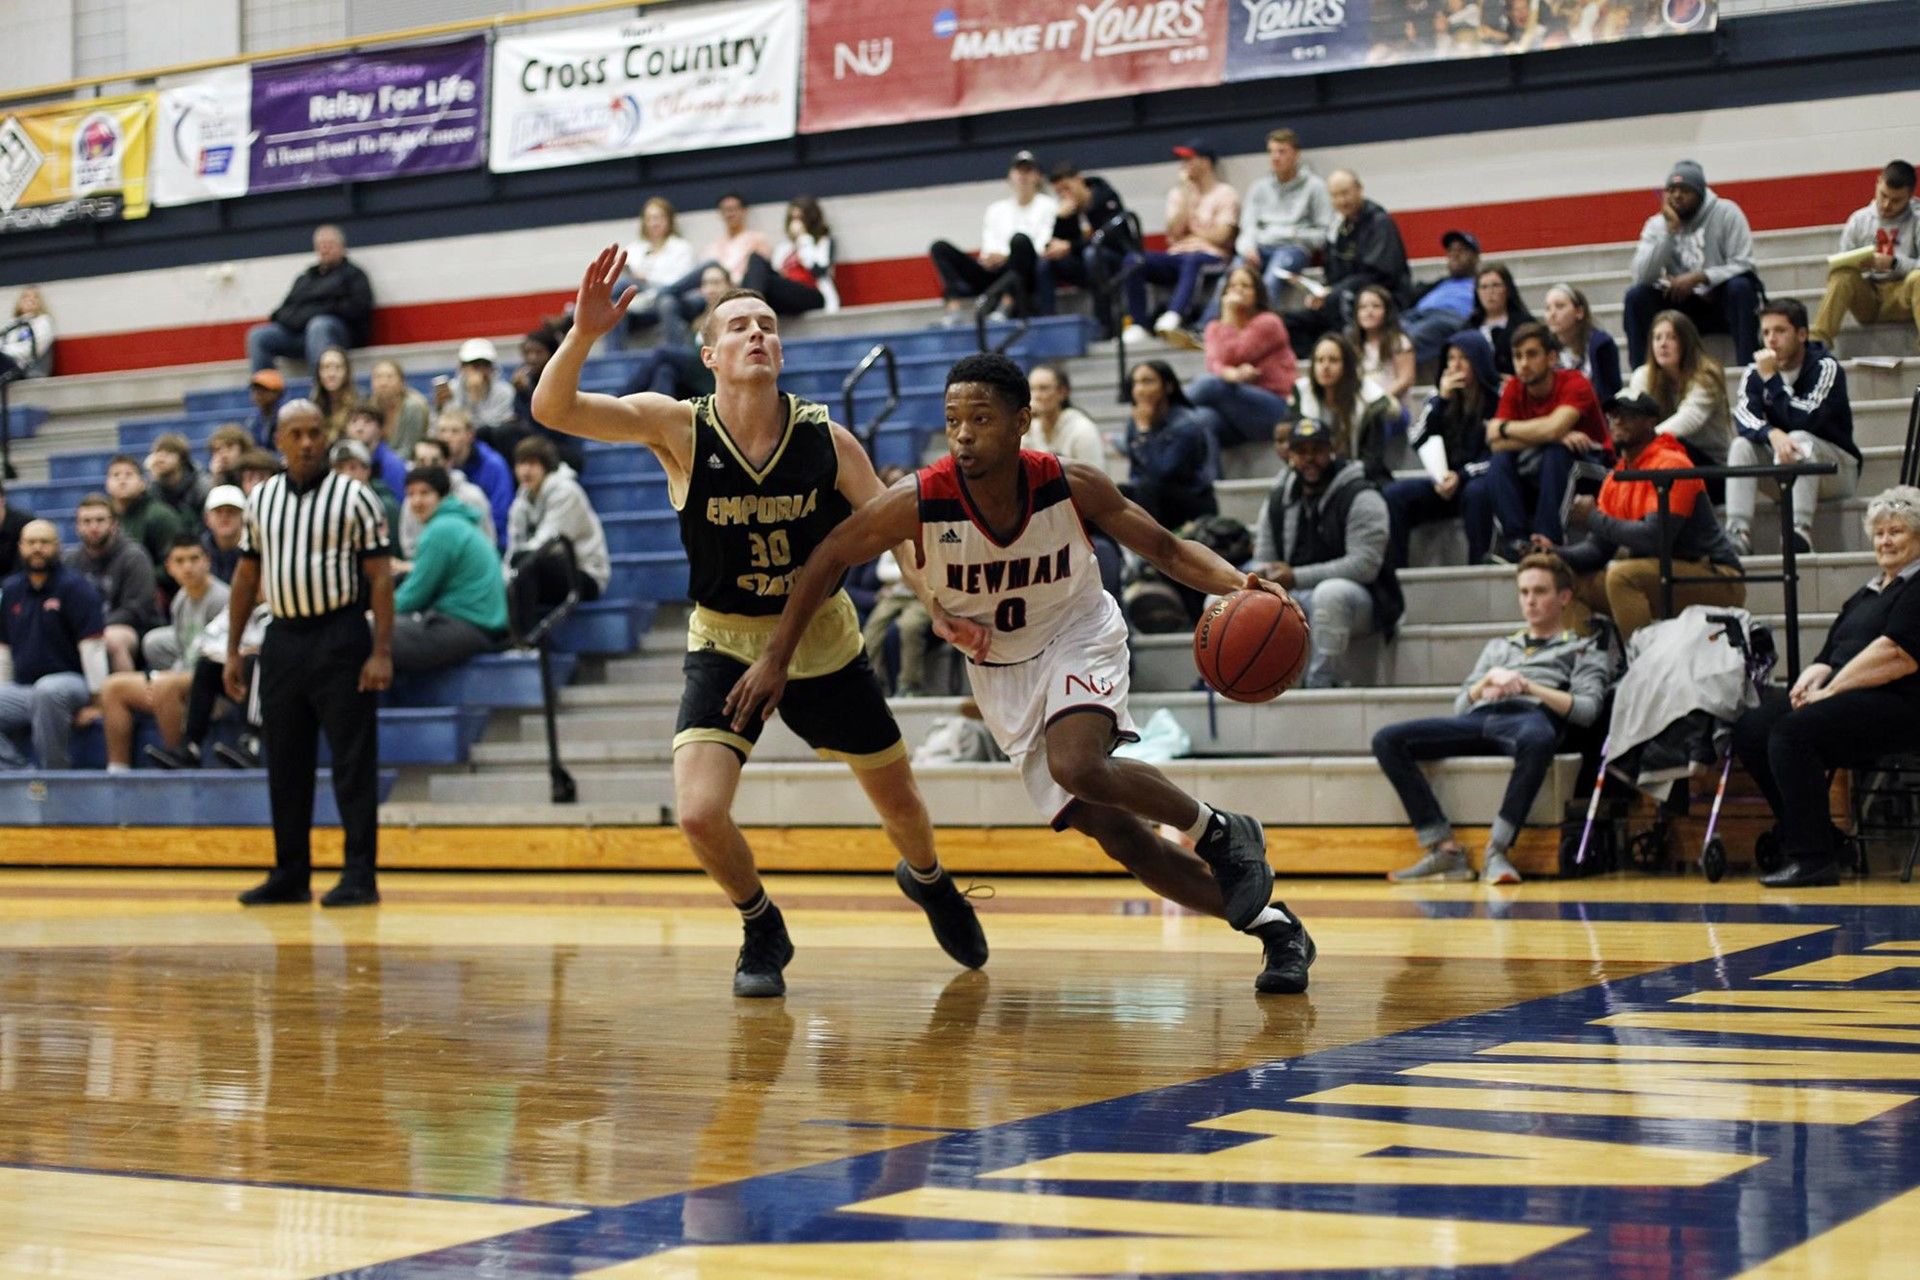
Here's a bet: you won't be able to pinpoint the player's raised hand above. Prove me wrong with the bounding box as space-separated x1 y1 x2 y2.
724 656 789 731
932 612 991 664
572 244 638 341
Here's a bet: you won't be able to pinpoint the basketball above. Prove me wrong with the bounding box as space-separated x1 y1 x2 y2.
1193 589 1311 703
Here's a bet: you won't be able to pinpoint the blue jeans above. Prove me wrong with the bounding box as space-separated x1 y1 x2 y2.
1384 475 1475 566
1372 706 1561 851
1123 251 1226 327
246 315 352 373
1185 376 1291 448
1401 307 1470 361
622 344 701 398
1466 444 1579 549
0 672 91 769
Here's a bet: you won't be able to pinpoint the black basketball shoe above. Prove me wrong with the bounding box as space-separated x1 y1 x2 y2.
1253 910 1316 995
895 860 989 969
733 909 795 998
1195 809 1275 931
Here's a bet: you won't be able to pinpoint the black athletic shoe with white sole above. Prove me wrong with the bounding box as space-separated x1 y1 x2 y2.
1252 911 1316 994
895 860 989 969
1195 809 1275 931
733 913 795 998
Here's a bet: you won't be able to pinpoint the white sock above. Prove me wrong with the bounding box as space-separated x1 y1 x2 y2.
106 763 131 775
1246 904 1292 932
906 859 945 885
1182 804 1216 844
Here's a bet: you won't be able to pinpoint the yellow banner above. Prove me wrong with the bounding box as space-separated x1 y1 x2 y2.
0 92 153 234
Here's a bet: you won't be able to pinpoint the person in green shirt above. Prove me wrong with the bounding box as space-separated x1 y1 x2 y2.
105 454 184 567
391 466 508 673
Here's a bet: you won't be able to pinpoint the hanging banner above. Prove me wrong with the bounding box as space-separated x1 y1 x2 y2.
801 0 1229 134
0 93 153 234
489 0 799 174
249 36 488 193
1225 0 1716 82
152 67 252 207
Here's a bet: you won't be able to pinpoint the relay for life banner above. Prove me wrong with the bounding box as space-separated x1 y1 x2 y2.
153 67 251 207
803 0 1228 133
489 0 800 174
0 93 153 234
249 37 488 193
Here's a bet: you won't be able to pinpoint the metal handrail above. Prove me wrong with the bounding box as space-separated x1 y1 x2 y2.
1092 212 1145 404
973 273 1030 355
1900 385 1920 489
1612 460 1839 679
0 317 39 482
839 343 899 456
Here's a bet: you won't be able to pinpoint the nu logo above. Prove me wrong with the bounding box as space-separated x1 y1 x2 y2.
833 38 894 79
1065 673 1114 697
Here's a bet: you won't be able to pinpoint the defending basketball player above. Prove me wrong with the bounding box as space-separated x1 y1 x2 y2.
727 353 1317 993
532 245 986 998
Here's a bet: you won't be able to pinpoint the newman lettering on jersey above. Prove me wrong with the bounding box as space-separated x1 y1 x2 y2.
944 546 1073 594
705 490 820 527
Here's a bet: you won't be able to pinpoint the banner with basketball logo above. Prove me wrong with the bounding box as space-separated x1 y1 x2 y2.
0 93 153 235
152 67 252 207
801 0 1230 134
489 0 800 175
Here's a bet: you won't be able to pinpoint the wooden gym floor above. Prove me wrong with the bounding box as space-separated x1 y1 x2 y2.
2 866 1919 1277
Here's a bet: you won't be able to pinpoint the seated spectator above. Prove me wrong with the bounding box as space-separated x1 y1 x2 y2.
99 535 229 772
104 456 183 567
1386 330 1499 566
0 520 106 769
861 549 932 696
1023 363 1105 465
1467 323 1607 563
1291 334 1397 484
0 484 31 580
1400 231 1483 360
1346 283 1416 408
505 438 611 630
651 193 776 345
1233 129 1333 307
1120 139 1238 342
392 467 508 673
433 408 512 547
242 370 285 449
761 196 836 316
434 339 518 451
1623 161 1762 369
144 434 211 533
207 425 252 489
1372 552 1608 884
344 407 408 496
510 328 585 475
369 358 432 455
1248 419 1400 687
622 265 729 401
1281 169 1412 349
1812 160 1920 354
404 437 496 557
1121 360 1220 529
618 196 697 345
0 286 53 380
1627 309 1732 467
311 347 358 440
65 495 160 672
1542 283 1622 403
930 151 1057 323
1732 486 1920 887
144 600 271 771
1046 162 1138 336
1469 263 1532 378
236 450 283 495
331 439 400 534
1726 299 1860 555
1541 392 1745 641
1185 266 1297 450
200 485 246 583
246 224 373 374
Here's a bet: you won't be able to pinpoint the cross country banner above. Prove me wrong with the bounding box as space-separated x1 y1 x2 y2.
489 0 800 174
0 93 154 235
802 0 1229 134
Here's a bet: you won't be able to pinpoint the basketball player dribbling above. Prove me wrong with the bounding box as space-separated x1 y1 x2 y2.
533 246 987 997
727 353 1317 993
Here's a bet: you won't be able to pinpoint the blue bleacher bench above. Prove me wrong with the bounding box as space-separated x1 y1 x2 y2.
0 770 396 826
385 651 577 710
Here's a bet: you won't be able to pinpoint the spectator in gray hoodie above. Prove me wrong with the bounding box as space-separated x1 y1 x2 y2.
506 437 611 635
1225 129 1333 312
1622 160 1762 369
1811 159 1920 352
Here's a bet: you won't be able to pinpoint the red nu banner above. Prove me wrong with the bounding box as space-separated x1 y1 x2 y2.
803 0 1228 134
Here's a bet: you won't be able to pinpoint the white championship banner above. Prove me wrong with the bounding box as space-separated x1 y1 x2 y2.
489 0 799 175
151 67 252 207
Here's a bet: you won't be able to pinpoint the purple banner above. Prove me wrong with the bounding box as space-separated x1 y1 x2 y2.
250 36 487 192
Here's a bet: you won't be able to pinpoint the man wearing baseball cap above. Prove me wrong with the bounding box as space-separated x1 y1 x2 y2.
1623 159 1763 369
1401 230 1486 360
200 485 247 583
433 337 519 447
1120 139 1240 345
929 149 1058 324
243 369 285 449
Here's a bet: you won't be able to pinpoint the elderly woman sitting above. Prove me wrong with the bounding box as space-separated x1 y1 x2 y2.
1732 486 1920 887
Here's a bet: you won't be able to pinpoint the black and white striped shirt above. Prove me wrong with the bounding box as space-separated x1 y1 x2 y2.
240 471 391 619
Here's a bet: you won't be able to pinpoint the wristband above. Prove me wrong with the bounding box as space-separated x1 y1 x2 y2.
1498 421 1510 441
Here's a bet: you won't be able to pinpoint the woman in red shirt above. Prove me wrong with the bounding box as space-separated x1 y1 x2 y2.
1185 265 1298 450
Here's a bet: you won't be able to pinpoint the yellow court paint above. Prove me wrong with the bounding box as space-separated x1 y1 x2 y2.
1294 1080 1907 1126
1601 987 1920 1046
1755 954 1920 982
1732 1183 1920 1279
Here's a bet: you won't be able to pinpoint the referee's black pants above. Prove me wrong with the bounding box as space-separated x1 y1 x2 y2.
260 609 379 884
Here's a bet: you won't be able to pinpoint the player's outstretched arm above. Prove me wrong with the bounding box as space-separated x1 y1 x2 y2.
531 245 691 447
827 426 973 647
724 482 925 729
1063 462 1290 602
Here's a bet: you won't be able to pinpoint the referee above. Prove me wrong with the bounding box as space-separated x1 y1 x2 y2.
226 399 394 907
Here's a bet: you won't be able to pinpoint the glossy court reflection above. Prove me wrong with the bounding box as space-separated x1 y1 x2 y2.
0 871 1915 1277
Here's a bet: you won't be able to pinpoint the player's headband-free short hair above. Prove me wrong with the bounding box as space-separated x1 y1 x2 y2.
945 353 1031 414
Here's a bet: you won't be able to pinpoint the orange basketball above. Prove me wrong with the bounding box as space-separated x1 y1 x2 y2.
1193 589 1310 703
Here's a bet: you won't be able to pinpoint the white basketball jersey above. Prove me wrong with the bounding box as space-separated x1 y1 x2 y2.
916 450 1105 665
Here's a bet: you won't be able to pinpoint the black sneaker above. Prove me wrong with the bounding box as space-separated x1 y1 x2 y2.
320 879 380 908
214 738 261 769
1195 809 1275 931
734 912 794 998
238 874 311 906
895 860 989 969
143 742 200 770
1252 910 1316 995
